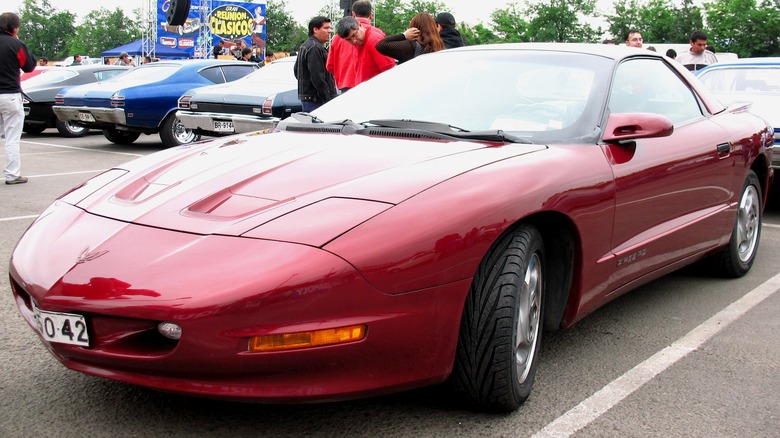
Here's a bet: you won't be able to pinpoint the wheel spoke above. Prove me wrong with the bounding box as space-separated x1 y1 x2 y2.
515 253 542 382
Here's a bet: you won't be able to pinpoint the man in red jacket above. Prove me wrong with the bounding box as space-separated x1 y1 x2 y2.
336 15 395 86
327 0 385 93
0 12 36 185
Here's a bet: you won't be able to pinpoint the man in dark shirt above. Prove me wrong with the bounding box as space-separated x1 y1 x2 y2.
294 16 337 112
0 12 36 185
435 12 465 49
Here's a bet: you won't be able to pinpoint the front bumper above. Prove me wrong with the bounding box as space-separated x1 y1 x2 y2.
53 105 126 126
177 110 279 135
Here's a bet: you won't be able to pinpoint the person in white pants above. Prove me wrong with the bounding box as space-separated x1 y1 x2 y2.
0 12 36 185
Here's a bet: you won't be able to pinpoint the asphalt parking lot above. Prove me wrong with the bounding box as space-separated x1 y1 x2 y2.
1 130 779 437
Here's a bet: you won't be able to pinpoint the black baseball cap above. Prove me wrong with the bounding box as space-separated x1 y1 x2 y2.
435 12 456 26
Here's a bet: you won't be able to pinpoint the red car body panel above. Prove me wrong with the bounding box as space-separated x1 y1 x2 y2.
9 43 773 404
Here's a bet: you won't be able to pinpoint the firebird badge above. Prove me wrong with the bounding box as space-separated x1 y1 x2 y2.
76 246 109 264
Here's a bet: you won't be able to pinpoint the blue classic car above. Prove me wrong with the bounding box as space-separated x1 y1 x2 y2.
177 56 302 136
52 59 258 147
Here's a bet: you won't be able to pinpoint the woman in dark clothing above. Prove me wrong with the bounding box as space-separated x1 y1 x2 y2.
376 13 444 64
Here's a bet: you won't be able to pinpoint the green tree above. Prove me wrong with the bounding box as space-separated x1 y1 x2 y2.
525 0 601 42
489 3 529 42
606 0 642 43
704 0 780 56
266 0 306 53
17 0 76 60
460 23 501 46
70 8 141 57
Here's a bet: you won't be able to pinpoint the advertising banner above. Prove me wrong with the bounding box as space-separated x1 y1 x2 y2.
157 0 267 61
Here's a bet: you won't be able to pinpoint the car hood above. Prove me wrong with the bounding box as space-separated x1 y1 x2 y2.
65 130 545 244
188 80 296 105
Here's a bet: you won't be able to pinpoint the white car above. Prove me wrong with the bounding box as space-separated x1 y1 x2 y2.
696 58 780 169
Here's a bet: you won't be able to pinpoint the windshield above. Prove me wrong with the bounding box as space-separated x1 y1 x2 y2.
23 69 78 88
697 66 780 93
312 49 613 143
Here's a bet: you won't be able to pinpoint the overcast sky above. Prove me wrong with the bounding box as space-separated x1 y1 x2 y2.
5 0 616 26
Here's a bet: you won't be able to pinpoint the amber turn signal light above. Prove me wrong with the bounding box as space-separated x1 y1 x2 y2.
248 324 367 352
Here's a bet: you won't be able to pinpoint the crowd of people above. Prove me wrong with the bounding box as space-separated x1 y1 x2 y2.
294 0 465 111
607 28 720 72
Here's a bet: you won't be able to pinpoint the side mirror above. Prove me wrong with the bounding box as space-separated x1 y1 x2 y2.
602 112 674 143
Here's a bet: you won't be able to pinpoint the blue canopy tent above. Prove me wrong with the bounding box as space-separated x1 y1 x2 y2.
101 40 190 61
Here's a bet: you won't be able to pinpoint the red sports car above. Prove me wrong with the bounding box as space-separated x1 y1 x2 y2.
10 43 773 412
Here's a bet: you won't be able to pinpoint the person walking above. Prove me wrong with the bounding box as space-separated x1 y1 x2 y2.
294 16 337 112
0 12 36 185
435 12 464 49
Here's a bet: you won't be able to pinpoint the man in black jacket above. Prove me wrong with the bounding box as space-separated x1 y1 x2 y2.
0 12 36 185
435 12 465 49
294 16 337 112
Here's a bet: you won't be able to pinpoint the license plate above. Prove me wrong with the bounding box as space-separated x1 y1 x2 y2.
213 120 234 133
32 302 90 347
78 112 95 122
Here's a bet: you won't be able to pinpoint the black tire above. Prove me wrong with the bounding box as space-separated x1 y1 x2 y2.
451 223 545 412
23 123 46 135
55 118 89 138
166 0 191 26
159 114 199 148
711 170 762 277
102 128 140 145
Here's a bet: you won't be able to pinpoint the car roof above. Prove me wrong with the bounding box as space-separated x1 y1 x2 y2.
448 42 667 62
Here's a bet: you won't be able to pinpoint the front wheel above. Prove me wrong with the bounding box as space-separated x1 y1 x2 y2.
451 223 545 412
102 128 141 145
159 114 199 148
711 170 762 277
55 118 89 137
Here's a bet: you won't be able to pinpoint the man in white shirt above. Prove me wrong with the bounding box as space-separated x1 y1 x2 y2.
676 30 718 71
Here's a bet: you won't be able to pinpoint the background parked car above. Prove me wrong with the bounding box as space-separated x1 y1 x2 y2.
52 59 258 147
695 58 780 170
22 65 130 137
177 56 301 136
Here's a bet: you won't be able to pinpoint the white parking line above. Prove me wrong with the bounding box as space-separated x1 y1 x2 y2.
764 223 780 229
0 214 38 223
23 139 144 157
533 271 780 438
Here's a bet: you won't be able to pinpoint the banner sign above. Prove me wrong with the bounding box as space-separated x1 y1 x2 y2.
157 0 267 60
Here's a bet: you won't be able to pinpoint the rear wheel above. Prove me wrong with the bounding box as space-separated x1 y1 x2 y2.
451 223 545 412
159 114 199 147
711 170 762 277
102 128 140 145
55 118 89 137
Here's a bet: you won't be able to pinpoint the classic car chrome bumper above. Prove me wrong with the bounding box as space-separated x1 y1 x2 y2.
53 106 126 125
177 111 279 135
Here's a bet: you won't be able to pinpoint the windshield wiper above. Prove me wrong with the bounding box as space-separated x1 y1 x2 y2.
365 119 531 144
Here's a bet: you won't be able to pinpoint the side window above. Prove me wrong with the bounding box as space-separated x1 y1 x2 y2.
94 70 126 81
199 67 226 84
222 65 257 82
609 58 703 124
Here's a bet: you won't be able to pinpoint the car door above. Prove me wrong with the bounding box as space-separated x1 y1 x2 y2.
604 57 736 292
